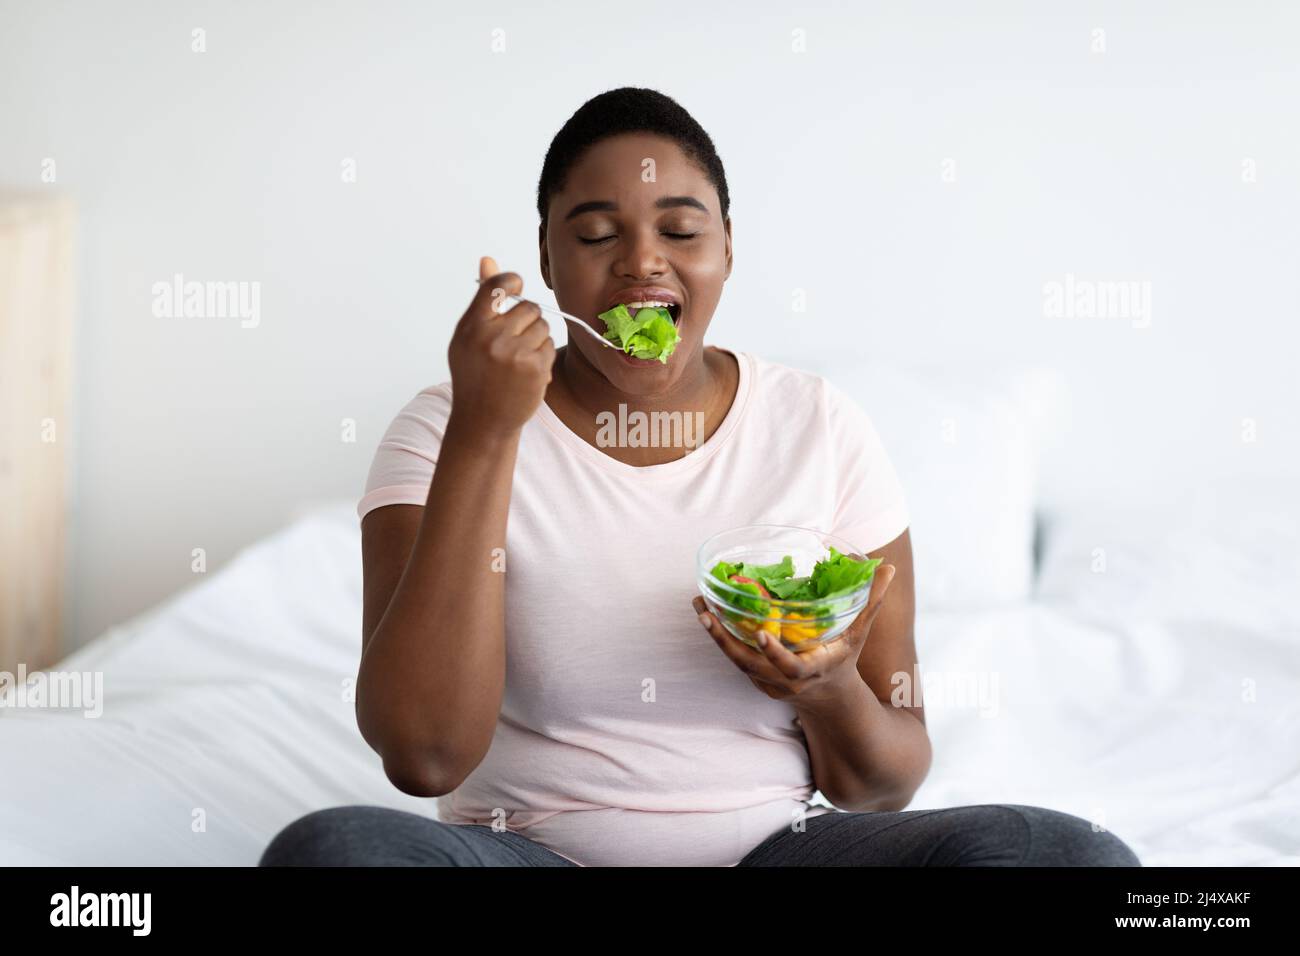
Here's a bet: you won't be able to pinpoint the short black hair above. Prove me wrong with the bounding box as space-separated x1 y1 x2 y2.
536 87 730 230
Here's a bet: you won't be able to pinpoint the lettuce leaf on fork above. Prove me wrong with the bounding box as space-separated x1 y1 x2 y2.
597 304 681 363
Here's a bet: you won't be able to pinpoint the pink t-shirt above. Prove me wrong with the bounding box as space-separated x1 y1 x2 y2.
357 348 910 866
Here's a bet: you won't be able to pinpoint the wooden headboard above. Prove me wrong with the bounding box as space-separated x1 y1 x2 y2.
0 193 75 674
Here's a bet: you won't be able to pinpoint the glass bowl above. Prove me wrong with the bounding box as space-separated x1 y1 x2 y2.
696 525 876 653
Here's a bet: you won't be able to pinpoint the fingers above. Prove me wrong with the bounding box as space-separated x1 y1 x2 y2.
537 336 557 366
461 273 548 356
470 258 554 355
469 260 555 355
864 563 896 618
845 563 896 647
691 596 808 682
497 299 542 336
693 595 758 664
480 276 524 318
515 315 554 352
466 257 524 324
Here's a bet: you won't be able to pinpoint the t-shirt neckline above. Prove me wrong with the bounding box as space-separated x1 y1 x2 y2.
534 347 754 479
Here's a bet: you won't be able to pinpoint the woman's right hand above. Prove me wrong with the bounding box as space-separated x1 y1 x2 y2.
447 256 557 439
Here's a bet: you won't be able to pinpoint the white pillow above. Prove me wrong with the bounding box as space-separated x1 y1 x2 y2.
780 355 1064 609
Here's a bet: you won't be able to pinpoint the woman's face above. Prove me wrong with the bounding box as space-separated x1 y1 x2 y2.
540 132 732 395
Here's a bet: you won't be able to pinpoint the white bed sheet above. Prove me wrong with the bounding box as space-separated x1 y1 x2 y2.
0 502 434 866
2 498 1296 866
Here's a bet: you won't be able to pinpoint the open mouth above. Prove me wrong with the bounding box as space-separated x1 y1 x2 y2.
597 297 684 366
626 301 682 326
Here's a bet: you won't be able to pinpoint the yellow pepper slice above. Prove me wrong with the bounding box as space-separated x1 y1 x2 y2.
780 611 828 643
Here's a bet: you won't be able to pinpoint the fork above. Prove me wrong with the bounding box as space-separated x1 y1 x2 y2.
471 278 622 350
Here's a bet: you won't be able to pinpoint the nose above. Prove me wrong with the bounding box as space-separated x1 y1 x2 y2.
615 226 669 279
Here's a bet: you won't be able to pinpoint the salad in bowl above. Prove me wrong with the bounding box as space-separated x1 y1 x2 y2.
696 525 882 653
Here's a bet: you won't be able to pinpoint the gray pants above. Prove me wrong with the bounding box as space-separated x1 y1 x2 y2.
259 803 1142 866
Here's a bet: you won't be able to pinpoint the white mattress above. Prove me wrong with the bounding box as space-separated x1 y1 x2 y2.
2 498 1296 865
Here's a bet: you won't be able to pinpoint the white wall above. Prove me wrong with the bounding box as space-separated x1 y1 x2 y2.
2 0 1296 650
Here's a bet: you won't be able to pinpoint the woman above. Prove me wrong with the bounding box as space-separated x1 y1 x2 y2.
261 87 1140 867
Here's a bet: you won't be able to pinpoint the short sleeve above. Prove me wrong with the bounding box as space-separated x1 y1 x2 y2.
824 379 910 554
356 382 454 521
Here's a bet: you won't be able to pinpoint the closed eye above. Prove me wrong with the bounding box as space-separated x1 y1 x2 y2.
578 232 700 244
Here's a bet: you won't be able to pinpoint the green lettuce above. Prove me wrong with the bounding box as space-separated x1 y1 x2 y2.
707 547 880 618
807 547 880 600
597 304 681 363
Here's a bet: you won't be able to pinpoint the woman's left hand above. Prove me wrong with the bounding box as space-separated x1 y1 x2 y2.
691 564 896 707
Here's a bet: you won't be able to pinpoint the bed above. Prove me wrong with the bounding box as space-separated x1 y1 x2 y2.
3 364 1297 866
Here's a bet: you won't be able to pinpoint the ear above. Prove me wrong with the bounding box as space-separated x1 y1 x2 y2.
538 221 552 290
723 217 733 281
